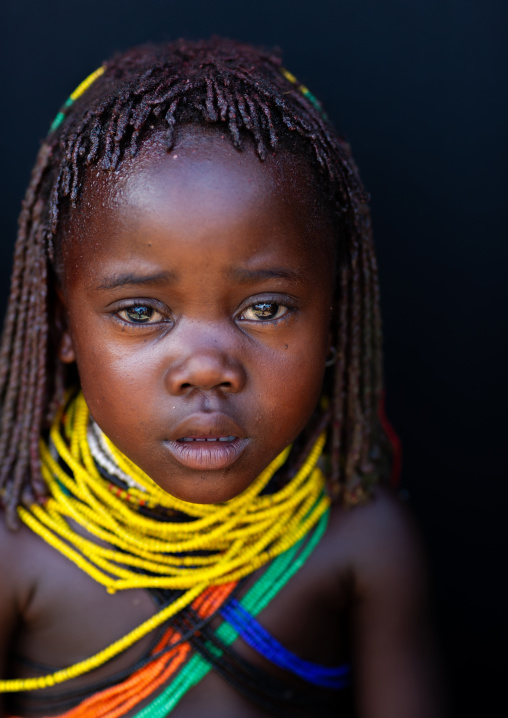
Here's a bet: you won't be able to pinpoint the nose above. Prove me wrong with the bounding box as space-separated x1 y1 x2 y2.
165 346 247 396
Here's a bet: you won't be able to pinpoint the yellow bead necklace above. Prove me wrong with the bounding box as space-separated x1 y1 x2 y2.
0 392 329 693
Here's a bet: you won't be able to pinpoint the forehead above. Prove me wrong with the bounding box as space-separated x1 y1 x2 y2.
60 129 335 284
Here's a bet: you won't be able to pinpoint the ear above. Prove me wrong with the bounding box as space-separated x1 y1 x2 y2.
54 285 76 364
58 331 76 364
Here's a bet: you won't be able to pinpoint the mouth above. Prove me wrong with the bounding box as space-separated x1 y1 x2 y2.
165 415 248 471
165 437 248 471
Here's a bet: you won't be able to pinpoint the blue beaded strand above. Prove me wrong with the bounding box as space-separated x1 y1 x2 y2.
221 599 350 689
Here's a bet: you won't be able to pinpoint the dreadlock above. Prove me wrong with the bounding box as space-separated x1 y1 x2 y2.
0 37 386 528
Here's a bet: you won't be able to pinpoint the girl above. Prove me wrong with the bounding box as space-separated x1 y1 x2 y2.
0 38 438 717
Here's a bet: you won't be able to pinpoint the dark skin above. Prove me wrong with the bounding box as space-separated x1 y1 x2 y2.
0 130 441 717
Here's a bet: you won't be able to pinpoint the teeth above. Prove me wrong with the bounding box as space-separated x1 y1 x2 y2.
180 436 236 443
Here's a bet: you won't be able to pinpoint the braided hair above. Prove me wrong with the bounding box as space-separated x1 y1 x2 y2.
0 37 387 528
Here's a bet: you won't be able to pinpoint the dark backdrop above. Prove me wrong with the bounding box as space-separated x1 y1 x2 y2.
1 1 506 715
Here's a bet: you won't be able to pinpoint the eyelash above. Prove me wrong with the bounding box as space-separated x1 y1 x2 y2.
239 301 291 322
115 304 168 326
112 297 295 328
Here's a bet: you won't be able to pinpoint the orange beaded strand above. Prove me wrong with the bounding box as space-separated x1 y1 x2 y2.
19 583 238 718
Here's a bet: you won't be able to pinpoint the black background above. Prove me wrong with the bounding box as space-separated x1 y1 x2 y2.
1 2 506 716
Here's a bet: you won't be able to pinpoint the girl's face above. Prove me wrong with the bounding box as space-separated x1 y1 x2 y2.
58 130 336 503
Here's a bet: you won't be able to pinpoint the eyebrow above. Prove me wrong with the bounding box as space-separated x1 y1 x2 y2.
96 271 176 290
227 267 301 283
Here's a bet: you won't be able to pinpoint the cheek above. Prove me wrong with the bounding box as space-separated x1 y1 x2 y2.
284 346 327 404
68 320 140 415
253 331 328 442
283 307 331 410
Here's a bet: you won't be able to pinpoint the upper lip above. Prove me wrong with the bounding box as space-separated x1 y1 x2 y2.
168 413 246 442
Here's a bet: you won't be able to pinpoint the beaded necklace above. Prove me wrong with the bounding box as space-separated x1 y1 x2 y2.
6 519 333 718
0 392 329 694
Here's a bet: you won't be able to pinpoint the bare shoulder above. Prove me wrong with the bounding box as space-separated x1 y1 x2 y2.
0 509 38 621
0 509 35 713
0 508 53 650
325 486 427 596
0 507 78 622
323 488 444 718
0 509 26 596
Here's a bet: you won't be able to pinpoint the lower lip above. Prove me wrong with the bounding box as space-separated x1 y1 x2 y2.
164 439 249 471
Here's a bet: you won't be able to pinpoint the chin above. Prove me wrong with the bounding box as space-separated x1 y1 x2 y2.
153 474 248 505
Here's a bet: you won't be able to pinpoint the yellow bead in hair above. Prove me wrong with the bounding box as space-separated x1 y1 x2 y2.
49 66 105 133
69 66 105 102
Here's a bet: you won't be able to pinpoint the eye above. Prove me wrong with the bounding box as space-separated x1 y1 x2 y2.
117 304 164 324
241 301 289 322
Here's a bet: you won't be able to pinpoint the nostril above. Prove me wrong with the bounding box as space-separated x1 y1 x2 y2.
178 380 233 393
167 355 246 395
178 381 232 392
